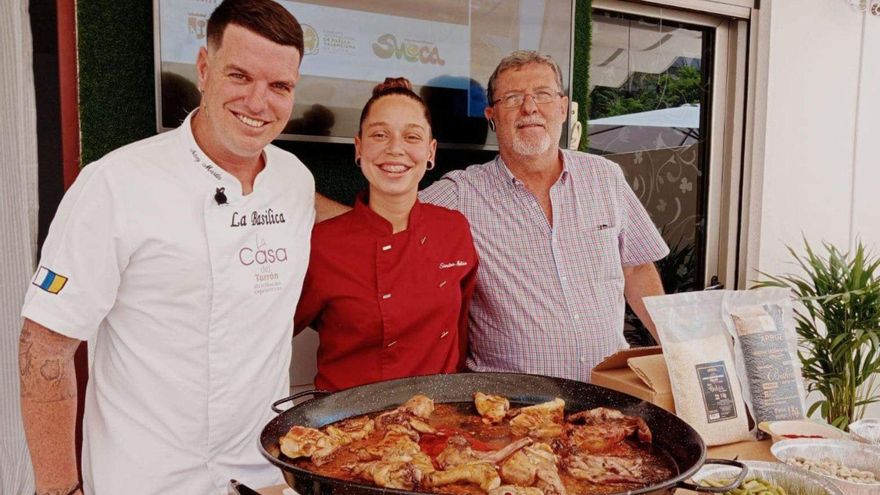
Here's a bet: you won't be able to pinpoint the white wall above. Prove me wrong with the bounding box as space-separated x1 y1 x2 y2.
752 0 880 417
852 6 880 250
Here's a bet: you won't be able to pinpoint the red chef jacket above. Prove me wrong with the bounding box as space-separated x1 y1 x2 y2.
295 194 478 391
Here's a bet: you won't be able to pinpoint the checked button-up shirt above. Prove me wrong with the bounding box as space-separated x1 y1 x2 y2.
420 150 668 382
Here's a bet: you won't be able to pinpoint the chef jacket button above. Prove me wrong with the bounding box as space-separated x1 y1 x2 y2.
573 313 580 320
382 244 392 251
382 293 392 300
440 330 449 339
387 340 397 348
580 356 586 364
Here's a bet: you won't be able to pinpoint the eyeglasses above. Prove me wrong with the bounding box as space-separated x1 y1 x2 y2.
491 90 563 108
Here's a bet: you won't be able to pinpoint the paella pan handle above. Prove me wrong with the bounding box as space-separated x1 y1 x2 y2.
675 458 748 493
271 389 332 414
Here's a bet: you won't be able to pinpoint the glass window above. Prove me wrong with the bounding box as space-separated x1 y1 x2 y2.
589 9 715 345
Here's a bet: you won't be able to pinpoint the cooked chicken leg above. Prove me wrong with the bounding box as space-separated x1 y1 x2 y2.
426 461 502 492
437 435 533 469
351 457 424 490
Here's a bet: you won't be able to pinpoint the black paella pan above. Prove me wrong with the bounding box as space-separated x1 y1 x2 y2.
259 372 745 495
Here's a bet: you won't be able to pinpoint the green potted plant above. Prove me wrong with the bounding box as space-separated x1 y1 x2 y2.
756 239 880 430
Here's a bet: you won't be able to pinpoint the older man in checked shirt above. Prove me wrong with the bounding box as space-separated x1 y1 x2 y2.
316 51 668 382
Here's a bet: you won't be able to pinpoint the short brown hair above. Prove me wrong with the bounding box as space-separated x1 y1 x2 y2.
358 77 433 137
486 51 564 104
207 0 304 58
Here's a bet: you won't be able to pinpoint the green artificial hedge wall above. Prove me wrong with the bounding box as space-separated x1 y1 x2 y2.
77 0 156 166
573 0 592 152
76 1 591 201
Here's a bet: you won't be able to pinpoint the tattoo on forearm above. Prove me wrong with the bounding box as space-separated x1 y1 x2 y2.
18 331 33 377
19 324 77 403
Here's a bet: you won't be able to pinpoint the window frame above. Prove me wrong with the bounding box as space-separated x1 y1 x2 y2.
592 0 753 289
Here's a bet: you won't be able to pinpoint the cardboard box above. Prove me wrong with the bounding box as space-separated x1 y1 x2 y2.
591 346 675 413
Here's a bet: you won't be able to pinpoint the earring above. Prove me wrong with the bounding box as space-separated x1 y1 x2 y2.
355 157 361 168
426 160 435 171
488 119 496 132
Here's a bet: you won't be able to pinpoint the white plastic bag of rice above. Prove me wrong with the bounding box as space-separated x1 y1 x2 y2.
721 288 806 430
644 291 752 446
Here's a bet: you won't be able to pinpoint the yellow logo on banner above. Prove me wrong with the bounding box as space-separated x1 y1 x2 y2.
303 24 318 55
372 34 446 66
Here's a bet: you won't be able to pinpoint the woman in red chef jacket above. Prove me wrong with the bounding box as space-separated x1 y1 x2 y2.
294 77 479 391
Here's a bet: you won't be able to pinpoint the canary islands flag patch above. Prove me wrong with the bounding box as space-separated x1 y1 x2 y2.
33 266 68 294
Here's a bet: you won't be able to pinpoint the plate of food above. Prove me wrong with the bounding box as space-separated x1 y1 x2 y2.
771 438 880 495
757 420 845 444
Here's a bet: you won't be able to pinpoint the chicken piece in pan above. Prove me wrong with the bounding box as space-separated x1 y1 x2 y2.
375 395 436 434
401 394 435 419
350 456 424 490
325 415 375 446
359 425 421 461
564 407 652 453
279 426 339 464
500 443 567 495
500 449 536 486
436 434 532 469
564 454 644 484
426 461 502 492
349 431 436 490
474 392 510 424
509 399 565 439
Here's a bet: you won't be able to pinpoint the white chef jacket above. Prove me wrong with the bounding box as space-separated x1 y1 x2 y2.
21 112 314 494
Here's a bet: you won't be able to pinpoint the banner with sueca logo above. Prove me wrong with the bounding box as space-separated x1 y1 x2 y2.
159 0 471 90
292 1 471 89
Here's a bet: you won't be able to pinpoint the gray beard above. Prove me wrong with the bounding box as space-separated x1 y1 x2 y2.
511 132 552 156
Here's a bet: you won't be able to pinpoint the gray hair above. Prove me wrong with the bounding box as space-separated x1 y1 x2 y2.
486 51 564 104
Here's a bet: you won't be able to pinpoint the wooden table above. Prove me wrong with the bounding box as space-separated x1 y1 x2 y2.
256 440 775 494
705 439 774 462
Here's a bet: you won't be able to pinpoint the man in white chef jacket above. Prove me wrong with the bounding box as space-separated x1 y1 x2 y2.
18 1 313 494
